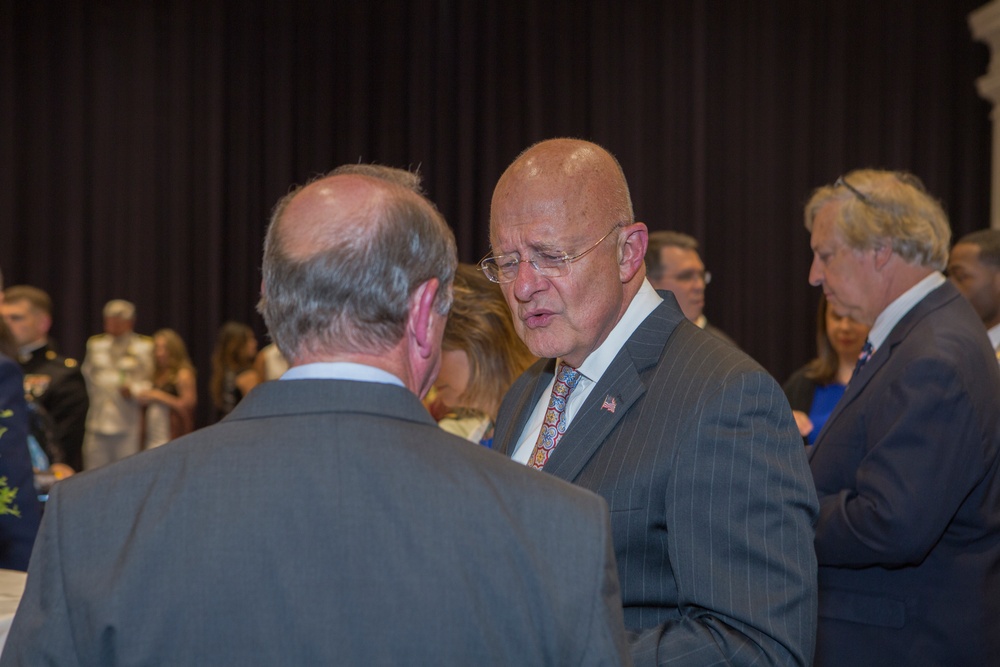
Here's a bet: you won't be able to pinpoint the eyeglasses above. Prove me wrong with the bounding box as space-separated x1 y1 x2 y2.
661 269 711 285
479 224 622 284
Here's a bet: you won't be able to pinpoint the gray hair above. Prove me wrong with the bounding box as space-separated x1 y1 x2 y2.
645 231 699 280
804 169 951 271
331 163 425 195
257 174 457 362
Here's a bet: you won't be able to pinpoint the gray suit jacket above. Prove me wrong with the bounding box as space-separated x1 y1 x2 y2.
810 282 1000 666
495 294 819 666
1 379 630 666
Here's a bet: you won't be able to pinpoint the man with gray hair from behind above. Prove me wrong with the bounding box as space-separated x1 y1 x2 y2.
805 169 1000 666
0 166 629 666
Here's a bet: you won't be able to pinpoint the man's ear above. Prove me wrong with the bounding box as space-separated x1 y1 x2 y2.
618 222 649 283
408 278 441 359
872 239 894 270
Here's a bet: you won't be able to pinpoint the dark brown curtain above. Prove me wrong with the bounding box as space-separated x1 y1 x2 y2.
1 0 990 426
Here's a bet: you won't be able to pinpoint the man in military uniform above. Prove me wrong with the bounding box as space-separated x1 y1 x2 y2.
81 299 154 470
2 285 89 473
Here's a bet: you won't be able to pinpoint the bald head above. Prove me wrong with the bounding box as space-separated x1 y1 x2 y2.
276 174 405 260
488 138 647 367
491 139 633 241
258 170 457 363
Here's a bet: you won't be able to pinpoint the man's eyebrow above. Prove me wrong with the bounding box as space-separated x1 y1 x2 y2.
496 239 563 255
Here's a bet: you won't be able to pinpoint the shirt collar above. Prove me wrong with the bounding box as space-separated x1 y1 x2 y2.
281 362 405 387
570 279 662 383
868 271 946 351
987 322 1000 351
18 339 47 358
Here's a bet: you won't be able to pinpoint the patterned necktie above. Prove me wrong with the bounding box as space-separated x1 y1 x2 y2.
852 339 874 379
529 362 582 470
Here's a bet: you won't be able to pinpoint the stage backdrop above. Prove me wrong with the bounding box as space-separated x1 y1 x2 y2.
1 0 990 426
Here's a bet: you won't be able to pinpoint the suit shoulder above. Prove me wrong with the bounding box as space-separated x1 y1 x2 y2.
672 321 762 371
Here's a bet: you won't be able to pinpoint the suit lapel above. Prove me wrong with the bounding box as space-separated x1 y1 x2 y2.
543 298 681 482
811 282 958 457
493 359 556 457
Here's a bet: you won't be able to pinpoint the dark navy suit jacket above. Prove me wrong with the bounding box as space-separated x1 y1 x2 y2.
810 281 1000 666
0 354 42 570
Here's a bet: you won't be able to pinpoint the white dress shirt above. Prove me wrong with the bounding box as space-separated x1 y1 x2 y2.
511 280 663 464
867 272 946 352
281 362 404 387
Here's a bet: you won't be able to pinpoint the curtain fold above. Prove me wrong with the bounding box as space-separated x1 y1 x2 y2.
1 0 990 426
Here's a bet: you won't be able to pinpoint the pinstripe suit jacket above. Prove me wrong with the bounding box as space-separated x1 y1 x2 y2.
495 294 819 667
809 282 1000 666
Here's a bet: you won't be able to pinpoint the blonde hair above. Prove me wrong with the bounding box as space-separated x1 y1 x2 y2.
153 328 195 378
443 264 535 418
804 169 950 271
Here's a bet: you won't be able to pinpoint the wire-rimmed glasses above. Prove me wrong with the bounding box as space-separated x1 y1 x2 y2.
479 224 622 284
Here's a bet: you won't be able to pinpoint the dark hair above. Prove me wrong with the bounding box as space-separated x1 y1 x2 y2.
954 229 1000 268
210 322 254 410
645 231 699 281
802 294 838 384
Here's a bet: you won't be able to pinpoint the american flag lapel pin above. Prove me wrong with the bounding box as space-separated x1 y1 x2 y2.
601 395 617 414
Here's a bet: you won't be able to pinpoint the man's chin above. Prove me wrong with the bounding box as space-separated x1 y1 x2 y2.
521 331 567 362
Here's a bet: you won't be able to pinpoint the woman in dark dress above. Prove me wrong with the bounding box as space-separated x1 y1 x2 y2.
210 322 260 418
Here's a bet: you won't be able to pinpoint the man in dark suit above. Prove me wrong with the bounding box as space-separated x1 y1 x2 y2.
0 272 43 571
1 168 630 665
1 285 89 473
644 230 738 347
486 138 818 666
804 170 1000 665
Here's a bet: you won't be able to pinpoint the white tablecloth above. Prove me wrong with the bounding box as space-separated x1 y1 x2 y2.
0 569 27 654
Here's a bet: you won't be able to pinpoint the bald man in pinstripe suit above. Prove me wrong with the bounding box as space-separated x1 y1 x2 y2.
486 138 818 667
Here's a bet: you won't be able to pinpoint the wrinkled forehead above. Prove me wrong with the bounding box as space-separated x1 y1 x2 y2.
491 181 609 249
809 202 847 246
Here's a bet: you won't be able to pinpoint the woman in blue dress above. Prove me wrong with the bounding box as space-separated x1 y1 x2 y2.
784 294 870 446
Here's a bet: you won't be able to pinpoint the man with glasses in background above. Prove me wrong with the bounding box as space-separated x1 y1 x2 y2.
804 169 1000 665
486 137 818 667
645 231 737 347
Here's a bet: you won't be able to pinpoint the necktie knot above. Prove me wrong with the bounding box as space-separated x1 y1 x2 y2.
529 362 582 470
554 362 582 396
852 339 874 379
